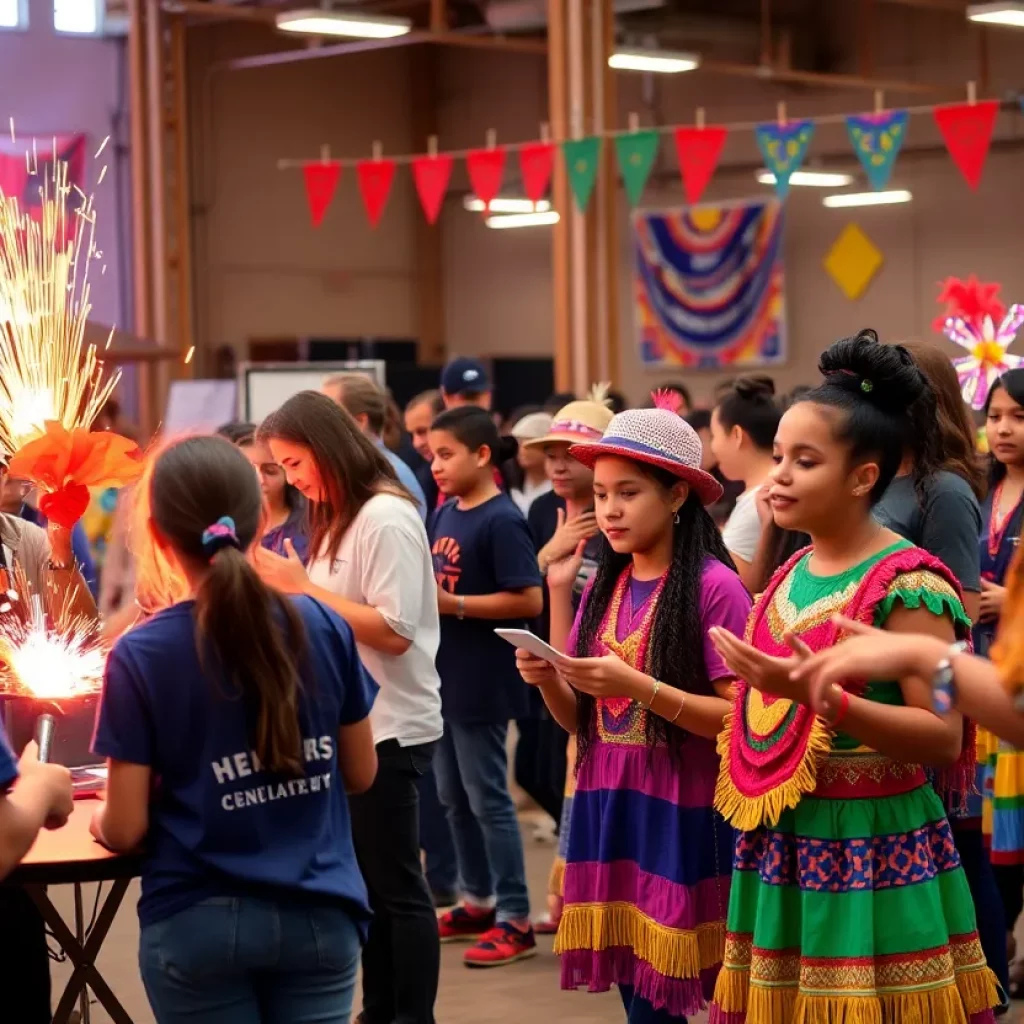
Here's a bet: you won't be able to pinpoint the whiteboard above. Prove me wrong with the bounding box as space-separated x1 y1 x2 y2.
163 379 238 436
240 361 386 423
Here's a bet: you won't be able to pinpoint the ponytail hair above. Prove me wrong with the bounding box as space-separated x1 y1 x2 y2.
431 406 519 490
148 436 307 776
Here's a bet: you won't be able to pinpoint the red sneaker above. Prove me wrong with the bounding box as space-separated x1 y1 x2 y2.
438 904 496 943
464 922 538 967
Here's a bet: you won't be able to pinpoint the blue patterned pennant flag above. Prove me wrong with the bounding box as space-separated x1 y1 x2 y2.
754 120 815 198
845 110 908 191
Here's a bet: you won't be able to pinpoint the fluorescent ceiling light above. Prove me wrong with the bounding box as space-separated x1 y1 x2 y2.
608 48 699 73
756 169 854 187
486 211 560 230
464 197 552 214
823 189 912 209
275 9 412 38
967 2 1024 27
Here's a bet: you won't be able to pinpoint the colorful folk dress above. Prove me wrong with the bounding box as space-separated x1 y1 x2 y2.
710 541 999 1024
556 560 749 1017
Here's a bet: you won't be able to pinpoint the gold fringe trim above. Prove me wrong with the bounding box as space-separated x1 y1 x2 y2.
555 901 724 980
956 965 1000 1016
547 856 566 898
712 962 750 1013
750 984 798 1023
714 703 834 830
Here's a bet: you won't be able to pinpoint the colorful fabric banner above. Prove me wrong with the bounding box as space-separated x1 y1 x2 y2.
411 153 454 224
674 126 728 206
356 158 396 228
632 199 785 369
754 120 815 198
466 147 507 210
0 134 87 241
934 100 999 190
845 110 908 191
614 130 659 206
519 142 555 204
301 162 341 228
561 137 602 212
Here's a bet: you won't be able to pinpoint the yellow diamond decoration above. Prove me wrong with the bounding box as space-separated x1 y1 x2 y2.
823 223 883 301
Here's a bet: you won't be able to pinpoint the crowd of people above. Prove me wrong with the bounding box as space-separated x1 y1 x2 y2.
4 336 1024 1023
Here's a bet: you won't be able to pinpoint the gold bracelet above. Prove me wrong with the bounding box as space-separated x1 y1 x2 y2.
669 692 686 724
647 678 661 708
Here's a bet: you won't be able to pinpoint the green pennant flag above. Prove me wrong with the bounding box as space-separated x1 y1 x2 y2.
561 137 602 212
614 130 659 206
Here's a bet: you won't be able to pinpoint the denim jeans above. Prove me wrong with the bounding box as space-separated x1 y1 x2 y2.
139 896 361 1024
417 762 459 897
433 721 531 921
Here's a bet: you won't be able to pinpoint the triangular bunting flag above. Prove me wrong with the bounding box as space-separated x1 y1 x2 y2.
845 110 908 191
356 158 396 228
754 120 815 199
301 162 341 228
674 125 728 206
519 142 555 204
411 153 454 225
934 100 999 190
561 137 602 212
614 130 659 206
466 147 507 211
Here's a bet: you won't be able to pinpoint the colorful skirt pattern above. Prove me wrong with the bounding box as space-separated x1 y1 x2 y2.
555 716 732 1017
548 734 577 900
980 729 1024 865
710 753 999 1023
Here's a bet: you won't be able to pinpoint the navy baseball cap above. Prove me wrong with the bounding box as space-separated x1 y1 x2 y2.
441 357 490 396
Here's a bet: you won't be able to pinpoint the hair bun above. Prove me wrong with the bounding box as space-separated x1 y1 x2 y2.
818 329 926 415
498 435 519 462
732 375 776 402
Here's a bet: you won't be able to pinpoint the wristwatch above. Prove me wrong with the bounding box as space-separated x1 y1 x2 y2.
931 640 968 714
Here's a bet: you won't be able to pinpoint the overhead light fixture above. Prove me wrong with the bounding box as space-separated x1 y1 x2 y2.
275 9 412 39
486 211 561 230
756 169 854 188
608 48 700 73
823 189 912 209
967 2 1024 27
464 197 552 214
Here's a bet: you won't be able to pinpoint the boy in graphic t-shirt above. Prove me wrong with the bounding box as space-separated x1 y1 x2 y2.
427 407 543 968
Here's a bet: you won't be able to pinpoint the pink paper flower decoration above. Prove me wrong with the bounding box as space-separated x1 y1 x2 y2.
944 305 1024 409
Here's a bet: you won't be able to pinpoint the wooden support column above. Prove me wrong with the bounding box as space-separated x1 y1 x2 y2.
410 47 446 365
597 0 618 385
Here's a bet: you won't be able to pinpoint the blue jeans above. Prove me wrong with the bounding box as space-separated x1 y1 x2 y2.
139 896 361 1024
433 721 530 922
417 763 458 897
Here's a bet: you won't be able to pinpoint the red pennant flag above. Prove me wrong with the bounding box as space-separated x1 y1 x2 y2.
518 142 555 205
934 100 999 190
466 147 507 210
412 153 453 225
356 158 397 228
301 162 341 228
674 126 728 206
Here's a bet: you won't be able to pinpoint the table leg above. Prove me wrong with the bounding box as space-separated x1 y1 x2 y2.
74 883 91 1024
25 879 135 1024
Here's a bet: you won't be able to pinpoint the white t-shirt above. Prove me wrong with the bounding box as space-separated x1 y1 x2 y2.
721 487 762 564
510 479 552 516
307 492 443 748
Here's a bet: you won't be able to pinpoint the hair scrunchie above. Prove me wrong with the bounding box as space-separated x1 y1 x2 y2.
202 516 240 559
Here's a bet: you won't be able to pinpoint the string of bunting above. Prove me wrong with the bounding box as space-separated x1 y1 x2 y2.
281 84 1013 229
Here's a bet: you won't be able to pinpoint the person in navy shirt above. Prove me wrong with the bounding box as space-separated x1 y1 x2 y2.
427 406 543 968
91 435 379 1024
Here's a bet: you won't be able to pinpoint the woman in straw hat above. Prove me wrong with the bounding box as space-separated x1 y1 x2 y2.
517 392 750 1021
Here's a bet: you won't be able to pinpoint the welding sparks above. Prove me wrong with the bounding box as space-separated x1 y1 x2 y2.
0 155 120 455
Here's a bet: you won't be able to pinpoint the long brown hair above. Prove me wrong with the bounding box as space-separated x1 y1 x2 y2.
258 390 413 564
148 435 307 776
902 340 987 500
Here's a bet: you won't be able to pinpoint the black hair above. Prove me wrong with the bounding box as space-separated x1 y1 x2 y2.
985 368 1024 485
715 376 780 452
431 406 519 489
780 385 813 410
544 391 577 414
796 329 929 504
573 476 737 767
684 409 712 433
606 389 628 415
216 421 257 444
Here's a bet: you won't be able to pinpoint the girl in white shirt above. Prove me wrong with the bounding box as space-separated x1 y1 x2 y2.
255 390 442 1024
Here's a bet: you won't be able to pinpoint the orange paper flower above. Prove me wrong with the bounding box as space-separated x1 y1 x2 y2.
7 422 144 529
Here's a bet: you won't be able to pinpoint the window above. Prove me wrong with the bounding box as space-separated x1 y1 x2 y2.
54 0 100 34
0 0 26 29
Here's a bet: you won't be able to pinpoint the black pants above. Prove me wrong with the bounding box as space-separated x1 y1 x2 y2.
349 740 440 1024
514 696 566 824
0 887 50 1023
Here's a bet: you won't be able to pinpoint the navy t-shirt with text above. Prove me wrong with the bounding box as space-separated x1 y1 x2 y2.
429 494 542 723
92 595 378 930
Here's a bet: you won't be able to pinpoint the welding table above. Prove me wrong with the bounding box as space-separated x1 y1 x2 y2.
5 800 143 1024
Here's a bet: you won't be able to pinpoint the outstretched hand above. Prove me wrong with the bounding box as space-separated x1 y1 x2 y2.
253 539 308 594
708 626 813 703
